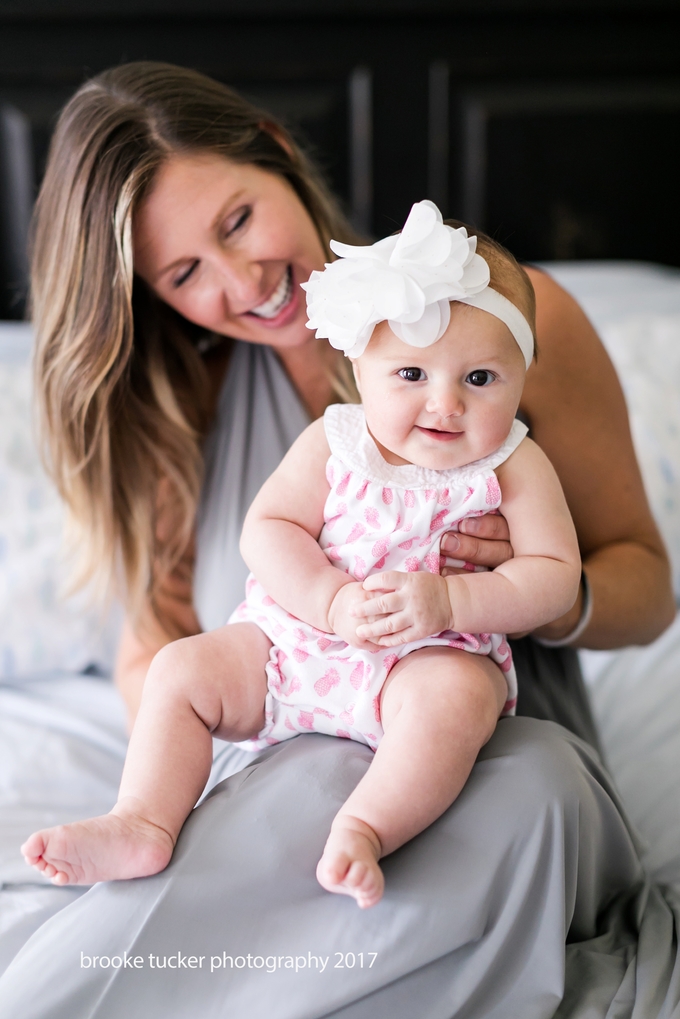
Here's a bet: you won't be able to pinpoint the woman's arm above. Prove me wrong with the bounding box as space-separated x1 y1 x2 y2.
114 539 202 729
443 269 675 649
521 267 675 648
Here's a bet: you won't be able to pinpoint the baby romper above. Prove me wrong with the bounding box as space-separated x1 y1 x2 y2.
232 403 527 752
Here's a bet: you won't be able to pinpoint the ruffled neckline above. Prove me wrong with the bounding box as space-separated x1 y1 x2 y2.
323 404 527 489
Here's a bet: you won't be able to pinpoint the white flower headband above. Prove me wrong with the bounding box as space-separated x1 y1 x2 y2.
301 199 534 370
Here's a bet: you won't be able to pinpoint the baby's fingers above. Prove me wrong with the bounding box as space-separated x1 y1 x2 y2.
356 612 411 643
362 571 405 593
352 591 404 619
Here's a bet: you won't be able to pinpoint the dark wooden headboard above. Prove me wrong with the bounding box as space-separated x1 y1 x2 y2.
0 0 679 316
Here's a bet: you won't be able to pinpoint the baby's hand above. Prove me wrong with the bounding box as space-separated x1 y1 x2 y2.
352 572 454 646
328 583 383 651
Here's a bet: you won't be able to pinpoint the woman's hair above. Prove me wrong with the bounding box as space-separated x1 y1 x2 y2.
31 61 359 629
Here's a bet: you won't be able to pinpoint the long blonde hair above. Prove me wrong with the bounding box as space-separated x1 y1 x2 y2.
32 61 358 627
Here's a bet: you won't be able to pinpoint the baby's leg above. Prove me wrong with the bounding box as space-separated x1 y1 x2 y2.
317 647 507 908
22 623 271 886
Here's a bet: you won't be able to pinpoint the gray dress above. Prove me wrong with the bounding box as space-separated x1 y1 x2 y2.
0 341 678 1018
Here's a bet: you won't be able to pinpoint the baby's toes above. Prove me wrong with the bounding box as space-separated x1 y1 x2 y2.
346 860 384 908
21 831 47 864
344 860 370 889
317 852 351 889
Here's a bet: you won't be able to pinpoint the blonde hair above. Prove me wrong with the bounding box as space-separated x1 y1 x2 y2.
32 61 359 628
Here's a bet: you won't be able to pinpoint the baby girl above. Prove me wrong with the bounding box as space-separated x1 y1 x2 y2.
22 201 581 909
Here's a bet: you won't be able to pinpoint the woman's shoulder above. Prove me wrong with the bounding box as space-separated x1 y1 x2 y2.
522 266 604 372
520 265 623 432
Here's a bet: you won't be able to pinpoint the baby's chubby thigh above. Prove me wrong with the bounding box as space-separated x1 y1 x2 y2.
379 645 508 755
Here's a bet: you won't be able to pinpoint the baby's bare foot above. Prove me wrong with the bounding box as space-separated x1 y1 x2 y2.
21 803 174 886
316 816 384 909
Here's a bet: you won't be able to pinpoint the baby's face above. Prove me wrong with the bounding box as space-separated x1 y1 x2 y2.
352 303 526 471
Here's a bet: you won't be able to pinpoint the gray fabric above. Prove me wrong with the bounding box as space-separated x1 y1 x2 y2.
1 339 679 1016
194 340 310 632
0 720 678 1018
512 637 602 753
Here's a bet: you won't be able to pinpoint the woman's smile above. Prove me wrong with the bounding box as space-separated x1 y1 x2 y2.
245 265 299 328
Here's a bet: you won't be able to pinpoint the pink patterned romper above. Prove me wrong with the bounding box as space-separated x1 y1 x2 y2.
232 404 526 752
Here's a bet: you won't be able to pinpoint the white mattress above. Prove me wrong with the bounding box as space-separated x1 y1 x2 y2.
0 262 679 972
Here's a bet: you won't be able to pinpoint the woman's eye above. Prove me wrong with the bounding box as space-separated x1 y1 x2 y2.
173 261 199 288
398 367 426 382
466 369 495 387
223 205 252 238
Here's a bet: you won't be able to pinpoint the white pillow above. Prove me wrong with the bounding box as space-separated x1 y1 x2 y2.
0 324 120 680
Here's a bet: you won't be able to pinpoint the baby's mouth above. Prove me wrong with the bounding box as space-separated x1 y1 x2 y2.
249 267 293 319
416 426 464 441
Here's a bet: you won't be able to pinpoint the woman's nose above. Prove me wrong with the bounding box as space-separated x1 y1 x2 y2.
212 251 265 313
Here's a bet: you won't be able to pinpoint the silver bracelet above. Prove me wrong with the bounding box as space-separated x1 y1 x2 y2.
534 571 593 648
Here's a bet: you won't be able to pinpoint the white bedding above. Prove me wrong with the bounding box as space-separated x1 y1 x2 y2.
0 262 679 973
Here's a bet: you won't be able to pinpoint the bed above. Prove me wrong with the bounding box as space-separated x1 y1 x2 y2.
1 261 679 977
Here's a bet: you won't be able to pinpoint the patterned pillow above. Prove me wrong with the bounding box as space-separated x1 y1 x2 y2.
0 324 120 680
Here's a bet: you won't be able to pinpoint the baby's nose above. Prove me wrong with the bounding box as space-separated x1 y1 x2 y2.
426 388 464 418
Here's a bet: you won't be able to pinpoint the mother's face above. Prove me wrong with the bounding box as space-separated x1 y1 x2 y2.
133 152 327 349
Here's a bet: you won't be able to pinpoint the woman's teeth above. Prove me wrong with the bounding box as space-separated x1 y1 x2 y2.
250 269 293 319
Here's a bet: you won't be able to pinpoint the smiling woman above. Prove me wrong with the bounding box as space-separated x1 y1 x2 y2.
31 65 359 643
133 156 326 346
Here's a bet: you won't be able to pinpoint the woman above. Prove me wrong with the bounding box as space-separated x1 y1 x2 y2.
0 61 677 1017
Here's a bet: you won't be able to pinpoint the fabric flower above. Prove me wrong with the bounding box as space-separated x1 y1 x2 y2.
301 200 490 357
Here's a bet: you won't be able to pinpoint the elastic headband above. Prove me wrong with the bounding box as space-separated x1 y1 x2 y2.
302 200 534 370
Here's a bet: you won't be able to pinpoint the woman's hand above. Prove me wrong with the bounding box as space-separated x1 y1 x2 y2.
352 572 453 647
440 514 514 576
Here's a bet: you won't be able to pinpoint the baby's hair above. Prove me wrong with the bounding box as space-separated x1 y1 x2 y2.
443 220 537 359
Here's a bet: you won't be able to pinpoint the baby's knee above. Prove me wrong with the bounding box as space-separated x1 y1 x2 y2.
389 650 503 743
145 636 210 698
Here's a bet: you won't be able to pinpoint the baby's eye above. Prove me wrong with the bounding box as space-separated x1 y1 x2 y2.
466 369 495 387
398 367 427 382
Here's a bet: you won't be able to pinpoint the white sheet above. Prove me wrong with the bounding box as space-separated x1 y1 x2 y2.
0 675 127 973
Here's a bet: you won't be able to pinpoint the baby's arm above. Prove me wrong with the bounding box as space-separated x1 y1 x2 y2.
240 418 371 641
356 438 581 644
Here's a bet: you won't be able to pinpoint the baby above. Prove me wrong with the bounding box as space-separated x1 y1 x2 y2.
22 201 581 909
